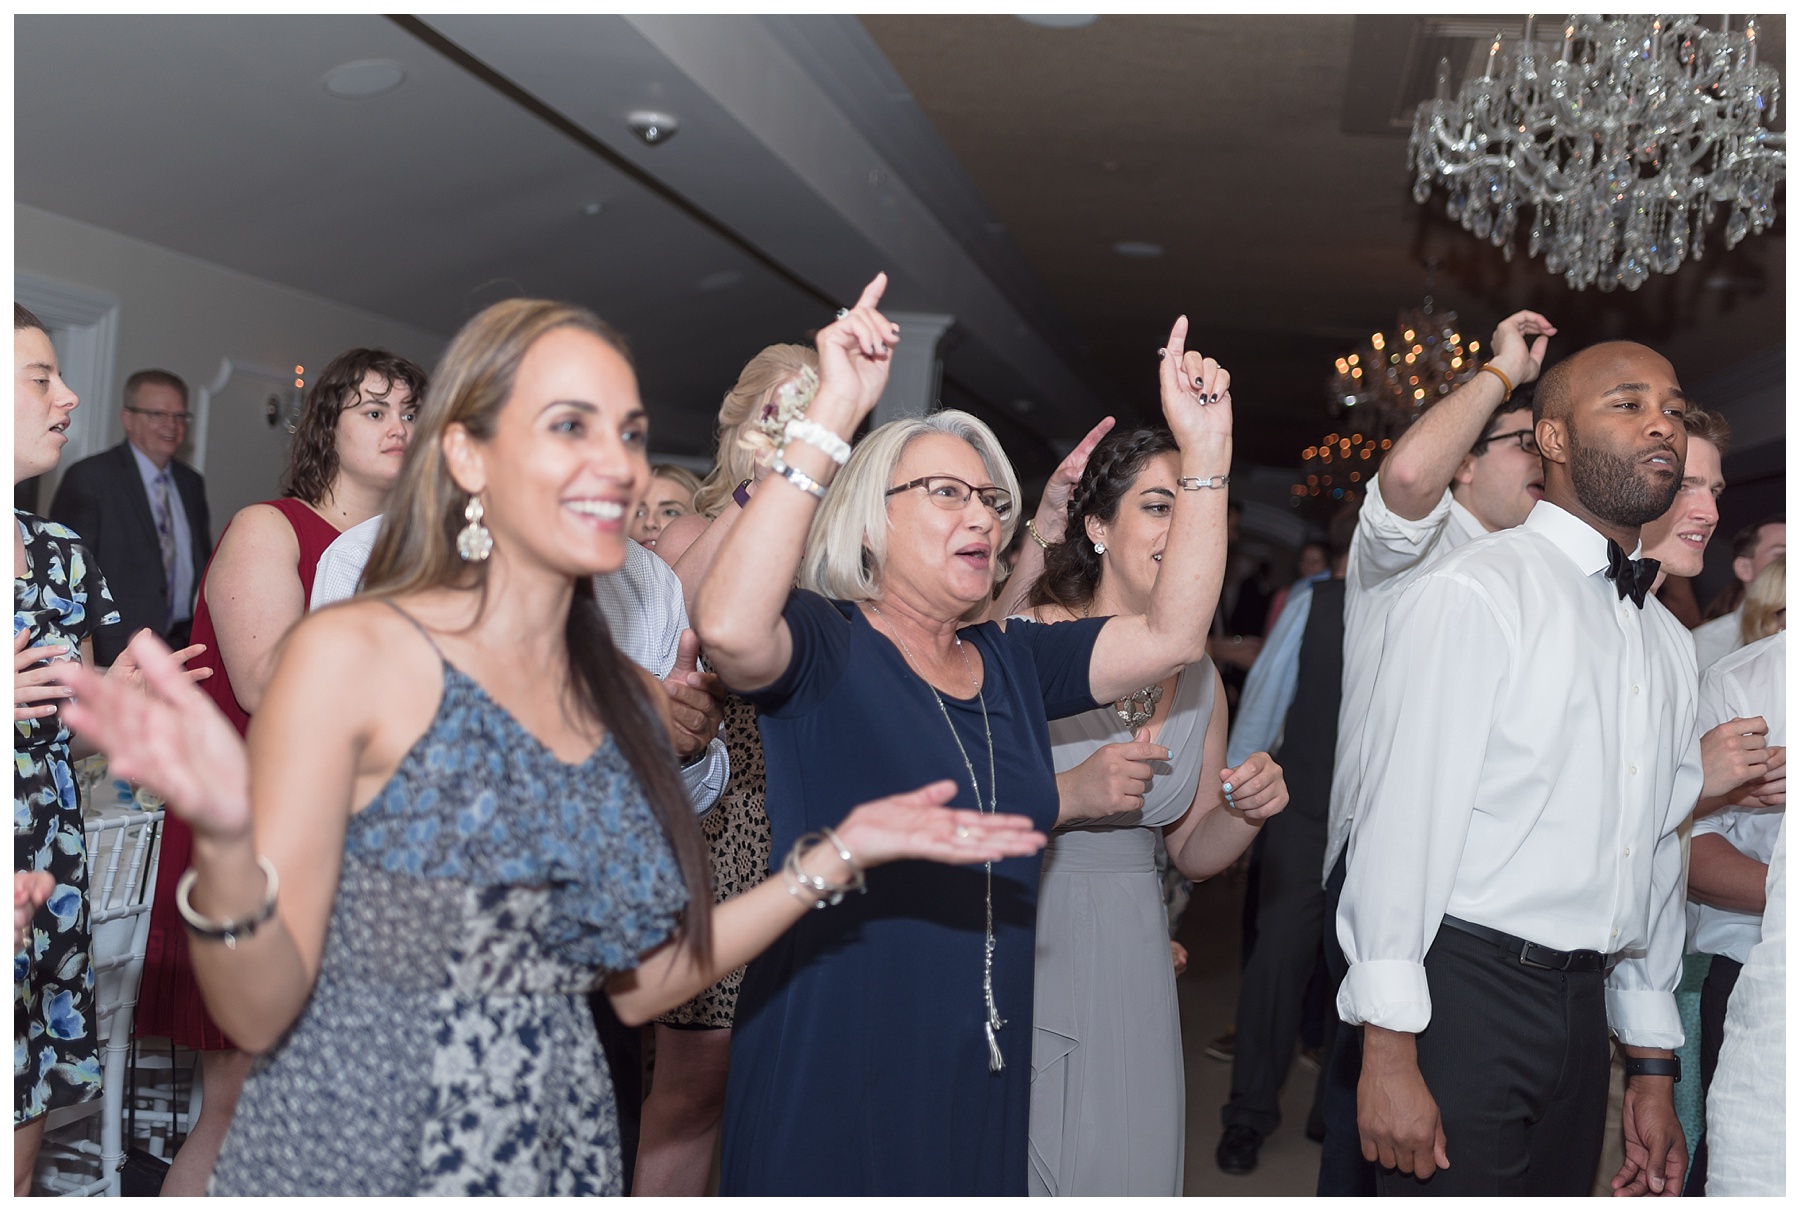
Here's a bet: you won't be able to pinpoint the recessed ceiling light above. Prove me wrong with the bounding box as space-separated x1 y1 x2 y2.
1018 15 1098 29
322 60 407 99
1114 241 1164 258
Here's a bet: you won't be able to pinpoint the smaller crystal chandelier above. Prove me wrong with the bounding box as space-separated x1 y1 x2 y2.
1293 281 1479 506
1410 15 1785 291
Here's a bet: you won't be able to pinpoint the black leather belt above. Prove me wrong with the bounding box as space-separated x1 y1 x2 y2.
1441 915 1617 973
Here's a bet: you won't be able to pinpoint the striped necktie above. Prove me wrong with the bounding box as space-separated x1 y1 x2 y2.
151 471 178 630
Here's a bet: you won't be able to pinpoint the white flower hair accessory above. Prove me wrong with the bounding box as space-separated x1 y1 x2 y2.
737 364 820 459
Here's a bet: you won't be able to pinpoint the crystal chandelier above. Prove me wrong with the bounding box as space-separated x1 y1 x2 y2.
1293 291 1479 505
1409 15 1785 291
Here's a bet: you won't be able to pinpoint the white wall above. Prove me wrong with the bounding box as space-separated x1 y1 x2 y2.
16 203 448 532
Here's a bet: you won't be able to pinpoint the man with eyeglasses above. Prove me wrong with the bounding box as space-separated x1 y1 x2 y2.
50 369 210 664
1301 310 1555 1193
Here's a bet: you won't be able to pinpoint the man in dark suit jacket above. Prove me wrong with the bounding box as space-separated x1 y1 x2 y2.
50 369 210 665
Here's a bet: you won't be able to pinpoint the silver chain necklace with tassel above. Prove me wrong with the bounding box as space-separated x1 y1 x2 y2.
869 602 1007 1073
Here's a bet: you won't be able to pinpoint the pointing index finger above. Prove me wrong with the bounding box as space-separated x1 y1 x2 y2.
853 272 889 312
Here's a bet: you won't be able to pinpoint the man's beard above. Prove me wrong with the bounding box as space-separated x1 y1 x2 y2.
1568 428 1682 528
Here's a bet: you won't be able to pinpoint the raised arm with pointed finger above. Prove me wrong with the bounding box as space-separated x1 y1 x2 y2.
985 415 1115 623
1079 317 1234 705
1378 310 1555 521
694 274 897 690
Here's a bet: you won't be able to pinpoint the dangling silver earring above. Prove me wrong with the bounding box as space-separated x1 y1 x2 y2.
457 495 493 562
1093 540 1106 556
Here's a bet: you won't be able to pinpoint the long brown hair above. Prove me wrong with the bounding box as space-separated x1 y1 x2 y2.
359 298 712 961
691 343 818 518
280 348 429 507
1027 426 1180 614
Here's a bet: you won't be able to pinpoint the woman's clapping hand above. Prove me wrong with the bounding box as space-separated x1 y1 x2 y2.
14 628 74 722
14 871 54 954
832 780 1046 869
54 630 251 843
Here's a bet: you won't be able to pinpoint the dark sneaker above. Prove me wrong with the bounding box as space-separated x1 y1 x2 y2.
1204 1028 1236 1062
1216 1124 1263 1175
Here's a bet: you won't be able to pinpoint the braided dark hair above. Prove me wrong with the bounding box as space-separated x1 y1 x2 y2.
1026 426 1180 613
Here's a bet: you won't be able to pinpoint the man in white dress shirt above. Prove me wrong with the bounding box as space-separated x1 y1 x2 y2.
311 514 730 815
1681 629 1785 1193
1704 816 1785 1197
1340 341 1707 1195
1309 310 1554 1193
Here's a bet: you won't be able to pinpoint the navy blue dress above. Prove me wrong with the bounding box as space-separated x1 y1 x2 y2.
719 592 1104 1195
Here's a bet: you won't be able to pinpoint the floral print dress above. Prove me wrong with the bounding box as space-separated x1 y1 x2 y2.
14 510 118 1125
209 611 689 1195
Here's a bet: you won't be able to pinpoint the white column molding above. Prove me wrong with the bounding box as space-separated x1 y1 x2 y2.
874 311 954 427
190 357 300 475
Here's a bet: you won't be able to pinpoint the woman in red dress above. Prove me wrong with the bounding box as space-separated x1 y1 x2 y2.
135 347 427 1195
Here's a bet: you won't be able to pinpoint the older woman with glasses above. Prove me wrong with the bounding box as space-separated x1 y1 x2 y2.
696 275 1238 1195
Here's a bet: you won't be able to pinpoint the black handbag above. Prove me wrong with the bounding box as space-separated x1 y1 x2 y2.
117 1036 178 1196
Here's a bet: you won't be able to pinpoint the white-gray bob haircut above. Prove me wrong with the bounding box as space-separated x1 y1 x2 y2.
799 409 1020 604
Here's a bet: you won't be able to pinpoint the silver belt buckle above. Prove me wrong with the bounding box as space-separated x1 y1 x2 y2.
1518 940 1562 970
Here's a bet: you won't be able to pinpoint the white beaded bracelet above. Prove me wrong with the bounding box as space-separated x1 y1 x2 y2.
783 418 851 466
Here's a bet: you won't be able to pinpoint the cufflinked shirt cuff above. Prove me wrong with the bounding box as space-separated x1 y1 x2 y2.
1337 960 1433 1033
1605 988 1685 1050
679 737 730 817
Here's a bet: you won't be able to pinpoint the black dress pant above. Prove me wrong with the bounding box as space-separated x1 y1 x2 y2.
1223 805 1327 1135
1318 851 1377 1196
1376 926 1611 1196
1683 953 1744 1196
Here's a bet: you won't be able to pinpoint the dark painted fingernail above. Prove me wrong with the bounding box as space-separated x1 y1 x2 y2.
1157 348 1167 358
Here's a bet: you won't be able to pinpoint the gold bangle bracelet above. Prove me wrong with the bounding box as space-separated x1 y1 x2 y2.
1478 362 1514 401
1024 518 1052 550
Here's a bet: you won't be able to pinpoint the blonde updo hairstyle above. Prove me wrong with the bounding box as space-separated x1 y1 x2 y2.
800 409 1020 619
692 344 820 519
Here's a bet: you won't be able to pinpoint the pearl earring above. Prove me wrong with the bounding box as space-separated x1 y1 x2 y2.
1093 540 1106 556
456 496 493 562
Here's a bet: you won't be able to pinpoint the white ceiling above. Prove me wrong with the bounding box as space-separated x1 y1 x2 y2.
15 14 1787 487
15 14 1095 480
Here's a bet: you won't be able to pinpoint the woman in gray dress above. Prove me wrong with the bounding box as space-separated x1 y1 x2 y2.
1019 426 1289 1195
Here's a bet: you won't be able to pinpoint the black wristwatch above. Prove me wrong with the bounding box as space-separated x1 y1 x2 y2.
1623 1056 1681 1083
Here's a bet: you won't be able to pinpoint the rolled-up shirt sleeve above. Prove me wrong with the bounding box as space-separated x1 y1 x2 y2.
1336 572 1510 1033
1349 475 1455 589
1605 728 1699 1049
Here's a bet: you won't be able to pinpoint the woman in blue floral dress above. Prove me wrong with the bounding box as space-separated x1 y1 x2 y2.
58 297 1045 1195
13 305 120 1193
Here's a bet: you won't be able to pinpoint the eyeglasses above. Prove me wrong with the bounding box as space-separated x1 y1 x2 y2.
124 406 192 426
1478 427 1539 457
885 475 1015 520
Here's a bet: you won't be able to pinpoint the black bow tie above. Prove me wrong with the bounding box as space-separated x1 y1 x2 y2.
1605 540 1660 609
